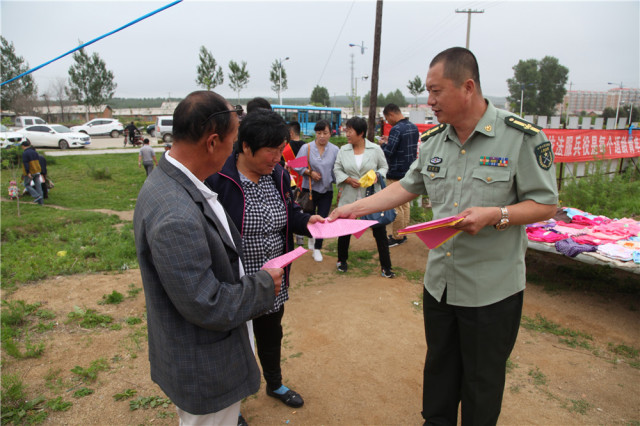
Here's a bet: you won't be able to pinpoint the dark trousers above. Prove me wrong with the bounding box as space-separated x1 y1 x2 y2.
422 288 523 426
252 306 285 391
337 224 391 269
303 189 333 249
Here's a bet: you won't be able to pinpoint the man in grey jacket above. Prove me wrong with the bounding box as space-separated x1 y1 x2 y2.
134 91 283 425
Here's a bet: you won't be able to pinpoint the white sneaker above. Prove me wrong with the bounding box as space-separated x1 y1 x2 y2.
308 238 315 250
312 249 323 262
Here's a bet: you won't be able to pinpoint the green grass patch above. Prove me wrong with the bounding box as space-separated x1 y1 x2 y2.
1 202 137 290
568 398 591 415
528 366 548 386
70 358 109 383
521 314 593 350
129 395 172 411
113 388 138 401
45 396 73 412
98 290 125 305
67 307 114 328
73 387 94 398
1 374 48 425
1 300 50 359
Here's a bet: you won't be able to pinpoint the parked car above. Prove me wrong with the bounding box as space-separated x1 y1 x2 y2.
71 118 123 138
13 116 47 129
0 124 26 148
17 124 91 149
146 124 156 137
155 116 173 143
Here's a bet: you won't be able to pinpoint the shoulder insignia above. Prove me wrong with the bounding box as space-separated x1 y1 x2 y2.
420 124 446 141
534 141 554 170
504 116 542 135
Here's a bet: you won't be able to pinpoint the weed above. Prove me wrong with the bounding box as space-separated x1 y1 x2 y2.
121 326 148 358
113 389 138 401
528 367 548 386
509 383 521 393
35 321 56 332
290 352 303 358
70 358 109 383
608 343 639 359
125 316 143 326
73 387 94 398
67 306 114 328
46 396 73 412
129 395 172 410
98 290 124 305
569 398 591 415
506 358 518 374
45 369 66 393
127 283 143 298
157 410 176 419
87 165 112 180
1 374 48 424
521 314 593 350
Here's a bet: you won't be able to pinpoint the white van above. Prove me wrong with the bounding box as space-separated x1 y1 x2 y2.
14 116 47 129
155 116 173 143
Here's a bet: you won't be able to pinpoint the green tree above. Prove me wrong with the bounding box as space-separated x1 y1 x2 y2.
407 75 425 107
67 44 116 121
269 59 288 100
0 36 38 113
362 91 386 108
507 56 568 117
310 85 330 107
228 60 250 105
385 89 408 107
195 46 223 91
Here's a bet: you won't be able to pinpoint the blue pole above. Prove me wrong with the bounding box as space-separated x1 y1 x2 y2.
1 0 182 87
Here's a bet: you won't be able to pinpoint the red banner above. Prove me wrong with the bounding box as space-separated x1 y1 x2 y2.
383 124 639 163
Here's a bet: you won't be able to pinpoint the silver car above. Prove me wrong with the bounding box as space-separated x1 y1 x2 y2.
17 124 91 149
71 118 123 138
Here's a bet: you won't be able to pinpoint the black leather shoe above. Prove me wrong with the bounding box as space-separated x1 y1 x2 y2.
237 414 248 426
266 387 304 408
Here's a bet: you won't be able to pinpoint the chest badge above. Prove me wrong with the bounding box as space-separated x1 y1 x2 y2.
430 156 443 165
479 156 509 167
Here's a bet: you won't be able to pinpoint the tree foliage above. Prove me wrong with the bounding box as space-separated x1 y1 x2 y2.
196 46 224 91
310 85 330 107
269 59 288 96
407 75 425 106
67 45 116 119
1 36 38 113
507 56 568 117
228 60 250 104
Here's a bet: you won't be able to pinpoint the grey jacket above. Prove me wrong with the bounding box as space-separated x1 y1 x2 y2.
133 156 275 414
334 140 389 207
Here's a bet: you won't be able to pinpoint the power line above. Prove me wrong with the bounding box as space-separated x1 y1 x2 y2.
455 8 484 49
316 0 356 88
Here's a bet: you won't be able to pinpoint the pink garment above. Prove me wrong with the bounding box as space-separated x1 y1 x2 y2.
597 243 634 261
526 227 568 243
592 221 640 237
571 215 610 226
571 234 620 246
555 221 589 229
552 225 587 236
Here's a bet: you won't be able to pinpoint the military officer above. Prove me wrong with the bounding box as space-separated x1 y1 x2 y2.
329 47 558 425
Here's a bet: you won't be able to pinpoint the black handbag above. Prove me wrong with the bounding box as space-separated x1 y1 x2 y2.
361 174 396 228
294 157 315 213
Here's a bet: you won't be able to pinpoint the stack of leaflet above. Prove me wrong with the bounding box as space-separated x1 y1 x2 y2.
398 216 464 249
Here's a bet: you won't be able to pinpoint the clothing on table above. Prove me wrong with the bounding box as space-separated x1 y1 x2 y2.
596 243 634 261
554 238 597 257
526 227 568 243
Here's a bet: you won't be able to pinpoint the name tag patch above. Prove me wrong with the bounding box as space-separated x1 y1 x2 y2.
426 165 440 173
479 156 508 167
430 156 443 165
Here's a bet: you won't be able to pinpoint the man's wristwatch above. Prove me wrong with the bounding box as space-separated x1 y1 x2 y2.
494 206 510 230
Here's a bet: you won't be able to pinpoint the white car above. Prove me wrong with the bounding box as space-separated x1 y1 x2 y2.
17 124 91 149
71 118 123 138
0 124 26 148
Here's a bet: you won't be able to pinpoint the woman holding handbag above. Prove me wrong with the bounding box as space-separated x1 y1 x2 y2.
293 119 339 262
333 116 395 278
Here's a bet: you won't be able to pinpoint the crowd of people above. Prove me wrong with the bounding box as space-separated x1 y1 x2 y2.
131 46 559 426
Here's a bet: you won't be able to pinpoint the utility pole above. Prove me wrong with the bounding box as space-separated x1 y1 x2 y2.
350 53 355 114
455 9 484 49
367 0 383 141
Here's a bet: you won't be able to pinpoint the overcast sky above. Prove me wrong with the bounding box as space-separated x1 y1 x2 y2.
1 0 638 103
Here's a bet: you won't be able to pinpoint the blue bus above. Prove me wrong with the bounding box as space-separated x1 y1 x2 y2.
271 105 342 137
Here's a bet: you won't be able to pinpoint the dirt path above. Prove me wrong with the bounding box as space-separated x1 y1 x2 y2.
3 233 639 425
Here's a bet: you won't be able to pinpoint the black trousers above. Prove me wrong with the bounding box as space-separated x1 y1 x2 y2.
302 188 333 249
252 306 285 391
337 224 391 269
422 287 523 426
